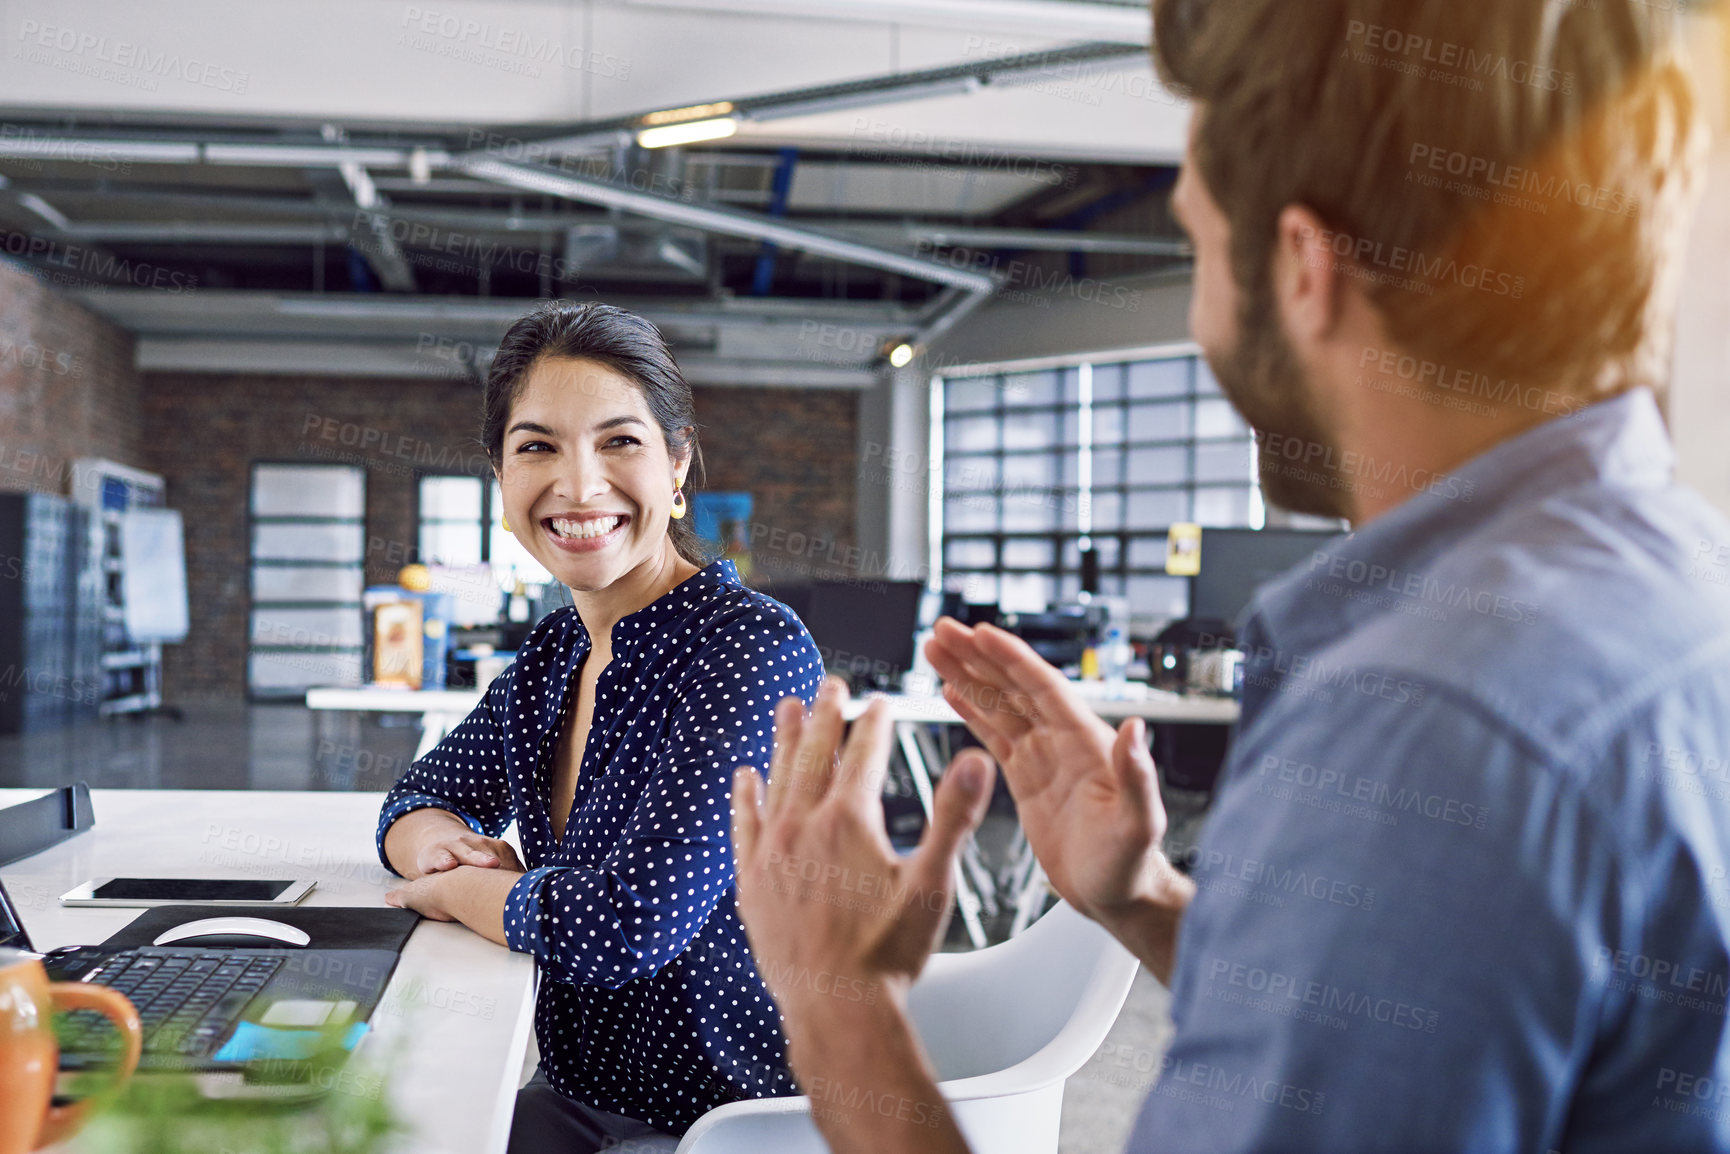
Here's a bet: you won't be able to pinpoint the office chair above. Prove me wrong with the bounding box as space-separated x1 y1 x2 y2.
649 901 1139 1154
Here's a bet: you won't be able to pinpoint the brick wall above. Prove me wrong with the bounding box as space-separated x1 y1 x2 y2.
694 387 859 587
140 372 858 703
0 258 149 493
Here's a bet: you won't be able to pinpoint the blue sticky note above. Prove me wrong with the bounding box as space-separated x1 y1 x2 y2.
213 1021 369 1063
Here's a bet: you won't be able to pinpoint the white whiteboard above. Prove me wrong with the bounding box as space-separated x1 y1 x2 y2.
121 508 190 644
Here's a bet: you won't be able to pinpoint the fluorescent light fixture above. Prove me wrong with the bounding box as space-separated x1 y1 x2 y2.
641 100 736 127
636 117 739 149
888 342 916 368
745 77 980 122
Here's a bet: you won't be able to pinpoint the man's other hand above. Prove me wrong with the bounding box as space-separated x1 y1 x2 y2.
925 619 1193 981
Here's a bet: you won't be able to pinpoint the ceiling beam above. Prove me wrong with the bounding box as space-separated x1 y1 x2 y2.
72 288 924 337
131 337 879 387
2 184 1187 257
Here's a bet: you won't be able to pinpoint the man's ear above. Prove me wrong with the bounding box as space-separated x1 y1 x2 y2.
1273 205 1347 346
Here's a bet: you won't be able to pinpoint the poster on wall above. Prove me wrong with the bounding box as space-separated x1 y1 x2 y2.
694 492 754 581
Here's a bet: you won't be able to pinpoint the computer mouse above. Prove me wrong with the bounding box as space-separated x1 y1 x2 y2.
152 916 311 948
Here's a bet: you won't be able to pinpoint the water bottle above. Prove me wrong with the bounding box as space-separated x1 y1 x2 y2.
1100 625 1131 691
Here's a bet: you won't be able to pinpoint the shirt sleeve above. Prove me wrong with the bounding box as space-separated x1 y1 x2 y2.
375 666 519 878
1130 688 1629 1153
501 602 822 988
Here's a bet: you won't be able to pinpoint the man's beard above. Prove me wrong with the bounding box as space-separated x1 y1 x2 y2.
1207 288 1354 521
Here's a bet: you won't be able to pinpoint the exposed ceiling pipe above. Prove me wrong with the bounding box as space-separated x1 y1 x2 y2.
335 160 418 291
911 284 997 351
46 222 349 244
453 155 1001 294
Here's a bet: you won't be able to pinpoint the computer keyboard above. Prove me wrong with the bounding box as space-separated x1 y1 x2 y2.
59 951 283 1058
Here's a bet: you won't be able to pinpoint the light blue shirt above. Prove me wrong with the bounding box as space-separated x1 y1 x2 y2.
1131 389 1730 1152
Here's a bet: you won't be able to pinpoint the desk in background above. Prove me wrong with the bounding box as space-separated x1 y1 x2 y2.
307 684 1240 944
0 788 536 1154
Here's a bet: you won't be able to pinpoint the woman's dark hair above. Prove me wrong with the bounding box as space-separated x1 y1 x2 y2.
483 301 708 566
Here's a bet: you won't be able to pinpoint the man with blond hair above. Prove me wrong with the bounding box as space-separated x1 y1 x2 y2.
728 0 1730 1150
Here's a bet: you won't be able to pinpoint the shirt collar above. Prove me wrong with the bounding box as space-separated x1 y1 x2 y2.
1245 388 1672 657
537 559 739 739
564 558 741 651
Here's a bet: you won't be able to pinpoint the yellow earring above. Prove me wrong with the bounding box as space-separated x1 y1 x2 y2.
670 488 688 521
502 513 511 533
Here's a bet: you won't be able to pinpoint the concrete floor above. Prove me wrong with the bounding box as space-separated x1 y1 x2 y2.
0 703 422 791
1 705 1178 1151
1060 968 1175 1154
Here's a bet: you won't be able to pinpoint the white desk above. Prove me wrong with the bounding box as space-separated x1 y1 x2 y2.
0 788 536 1154
305 688 487 760
304 684 1239 760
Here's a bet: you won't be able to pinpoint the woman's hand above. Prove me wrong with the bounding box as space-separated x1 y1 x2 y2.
731 679 995 1015
383 807 523 880
415 831 523 878
384 871 462 921
924 618 1193 982
386 865 523 945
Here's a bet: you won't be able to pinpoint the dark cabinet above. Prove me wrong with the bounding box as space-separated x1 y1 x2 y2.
0 492 101 733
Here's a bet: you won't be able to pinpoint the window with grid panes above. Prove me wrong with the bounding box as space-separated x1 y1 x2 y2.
416 474 552 587
248 464 366 698
938 353 1261 618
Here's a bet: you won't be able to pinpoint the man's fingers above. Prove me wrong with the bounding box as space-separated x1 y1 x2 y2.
731 767 764 870
785 677 849 812
836 698 893 815
971 623 1075 721
763 696 806 817
932 616 973 643
926 635 1036 740
925 629 1020 697
1112 718 1161 834
941 682 1014 764
911 750 994 899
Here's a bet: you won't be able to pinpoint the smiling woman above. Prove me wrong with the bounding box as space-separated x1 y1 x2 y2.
375 301 825 1151
481 302 708 581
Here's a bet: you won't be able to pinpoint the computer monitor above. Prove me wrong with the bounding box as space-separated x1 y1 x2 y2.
781 580 926 692
1189 528 1341 624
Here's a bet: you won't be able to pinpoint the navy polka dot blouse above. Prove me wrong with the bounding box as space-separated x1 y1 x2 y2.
375 560 822 1132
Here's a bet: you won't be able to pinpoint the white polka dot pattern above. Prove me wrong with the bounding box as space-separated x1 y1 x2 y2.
375 560 822 1132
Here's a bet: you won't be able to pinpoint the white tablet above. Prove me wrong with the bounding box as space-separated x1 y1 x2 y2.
59 877 316 908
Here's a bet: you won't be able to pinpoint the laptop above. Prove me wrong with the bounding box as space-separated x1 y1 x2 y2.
0 875 417 1084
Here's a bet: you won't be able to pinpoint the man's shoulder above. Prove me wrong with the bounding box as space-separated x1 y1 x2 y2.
1329 479 1730 763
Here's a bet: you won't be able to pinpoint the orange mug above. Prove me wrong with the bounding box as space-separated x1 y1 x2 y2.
1 946 142 1154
